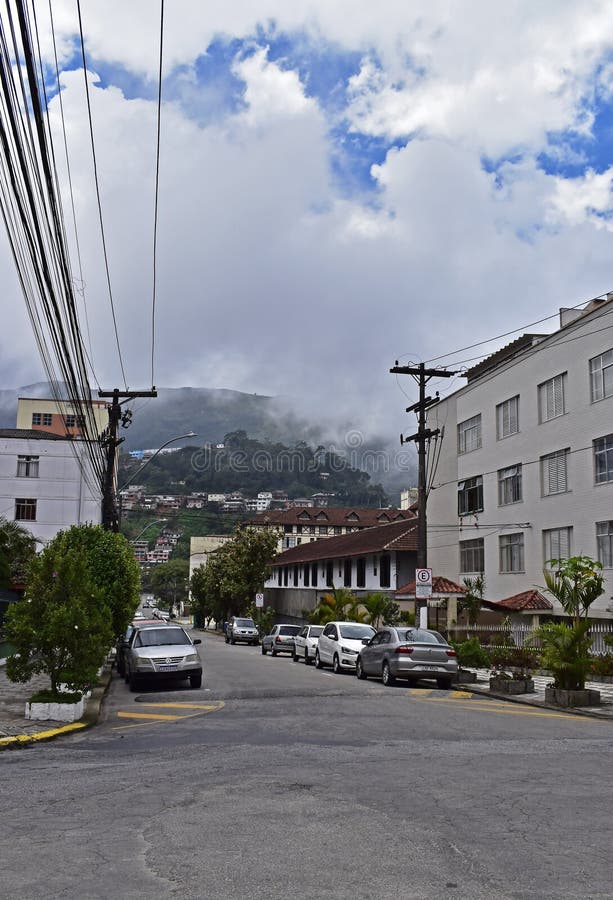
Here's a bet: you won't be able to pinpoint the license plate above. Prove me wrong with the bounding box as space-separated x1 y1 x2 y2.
158 665 178 671
418 665 440 671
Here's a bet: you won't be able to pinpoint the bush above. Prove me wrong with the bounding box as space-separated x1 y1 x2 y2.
487 645 541 669
589 655 613 677
452 638 490 669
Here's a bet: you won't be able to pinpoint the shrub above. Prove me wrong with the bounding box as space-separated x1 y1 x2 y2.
589 655 613 678
453 637 490 669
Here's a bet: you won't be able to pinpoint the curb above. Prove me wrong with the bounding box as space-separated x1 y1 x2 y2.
462 684 613 721
0 663 113 751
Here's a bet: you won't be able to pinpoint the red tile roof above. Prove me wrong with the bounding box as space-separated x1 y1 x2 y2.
270 519 418 565
247 506 414 528
490 590 553 612
396 576 466 596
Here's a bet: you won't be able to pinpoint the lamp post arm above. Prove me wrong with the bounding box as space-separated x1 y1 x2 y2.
119 432 196 492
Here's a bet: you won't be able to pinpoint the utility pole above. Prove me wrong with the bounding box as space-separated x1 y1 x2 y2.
390 362 458 622
99 388 157 532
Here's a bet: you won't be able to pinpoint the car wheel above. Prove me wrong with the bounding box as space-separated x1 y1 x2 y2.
225 635 229 644
332 654 342 674
356 657 367 680
437 677 452 690
261 645 267 655
292 650 299 661
230 636 235 645
382 661 396 687
315 650 323 669
271 648 277 657
304 649 311 666
190 673 202 688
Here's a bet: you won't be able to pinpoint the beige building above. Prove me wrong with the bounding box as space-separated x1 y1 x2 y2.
189 535 233 587
16 397 108 439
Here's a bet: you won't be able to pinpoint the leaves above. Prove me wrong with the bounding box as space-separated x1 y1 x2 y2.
543 555 604 623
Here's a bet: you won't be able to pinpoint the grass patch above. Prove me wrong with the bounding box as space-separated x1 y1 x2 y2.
29 689 82 704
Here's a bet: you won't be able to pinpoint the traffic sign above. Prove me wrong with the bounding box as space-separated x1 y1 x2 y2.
255 592 264 608
415 567 432 599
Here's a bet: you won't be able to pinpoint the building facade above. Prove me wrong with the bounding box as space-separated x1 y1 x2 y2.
16 397 108 438
426 297 613 620
0 429 101 544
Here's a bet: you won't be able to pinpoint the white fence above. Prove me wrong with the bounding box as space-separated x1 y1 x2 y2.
447 623 613 656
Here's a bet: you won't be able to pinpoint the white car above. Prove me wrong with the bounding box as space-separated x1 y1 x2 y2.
315 621 376 673
292 625 324 664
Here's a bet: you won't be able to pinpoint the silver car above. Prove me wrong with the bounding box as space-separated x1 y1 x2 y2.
356 627 458 688
292 625 324 664
261 624 302 656
125 624 203 691
225 617 259 645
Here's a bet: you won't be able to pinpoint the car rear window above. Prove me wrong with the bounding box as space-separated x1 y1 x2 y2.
309 626 324 637
279 625 301 635
339 624 375 640
235 619 256 627
397 629 446 644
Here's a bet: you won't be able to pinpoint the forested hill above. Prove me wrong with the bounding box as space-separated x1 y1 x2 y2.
119 430 389 507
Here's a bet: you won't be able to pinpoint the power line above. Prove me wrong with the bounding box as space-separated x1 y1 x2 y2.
75 0 127 390
150 0 164 388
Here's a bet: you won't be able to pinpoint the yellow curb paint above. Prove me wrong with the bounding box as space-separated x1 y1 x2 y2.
117 712 182 720
137 702 223 710
0 721 86 746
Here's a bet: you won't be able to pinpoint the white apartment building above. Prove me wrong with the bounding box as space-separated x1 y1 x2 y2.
0 429 101 544
426 296 613 620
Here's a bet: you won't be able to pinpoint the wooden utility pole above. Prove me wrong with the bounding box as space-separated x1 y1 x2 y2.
390 362 458 620
99 388 157 531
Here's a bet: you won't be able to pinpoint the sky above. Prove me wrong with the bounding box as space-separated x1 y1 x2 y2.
2 0 613 447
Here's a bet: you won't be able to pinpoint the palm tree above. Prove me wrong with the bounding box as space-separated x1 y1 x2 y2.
0 517 36 587
460 574 485 626
309 585 357 624
359 592 398 629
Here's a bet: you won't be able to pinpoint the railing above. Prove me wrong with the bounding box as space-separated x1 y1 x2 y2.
447 623 613 656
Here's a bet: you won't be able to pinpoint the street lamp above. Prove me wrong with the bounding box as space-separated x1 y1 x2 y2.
131 519 167 543
118 431 197 492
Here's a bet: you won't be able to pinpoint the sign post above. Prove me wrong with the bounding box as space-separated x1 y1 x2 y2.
415 568 432 628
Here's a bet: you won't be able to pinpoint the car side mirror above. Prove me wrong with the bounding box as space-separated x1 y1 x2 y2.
362 638 370 645
193 639 202 645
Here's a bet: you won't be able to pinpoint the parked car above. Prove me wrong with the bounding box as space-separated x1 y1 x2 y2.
315 621 376 673
225 616 259 645
124 623 203 691
356 626 458 688
261 624 302 656
115 619 160 677
292 625 324 664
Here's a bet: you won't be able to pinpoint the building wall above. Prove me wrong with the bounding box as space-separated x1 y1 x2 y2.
16 398 108 438
426 302 613 618
0 435 101 544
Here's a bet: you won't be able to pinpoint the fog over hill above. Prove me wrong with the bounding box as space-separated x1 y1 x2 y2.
0 384 416 496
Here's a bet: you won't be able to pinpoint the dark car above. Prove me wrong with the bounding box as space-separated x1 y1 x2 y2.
356 627 458 688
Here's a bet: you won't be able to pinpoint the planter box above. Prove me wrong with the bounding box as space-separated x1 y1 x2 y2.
489 677 535 694
25 697 84 723
454 669 477 683
544 687 601 708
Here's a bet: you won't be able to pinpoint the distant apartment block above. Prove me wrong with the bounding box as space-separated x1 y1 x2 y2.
16 397 108 438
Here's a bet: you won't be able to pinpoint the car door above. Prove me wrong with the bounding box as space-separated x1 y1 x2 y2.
319 623 337 663
361 632 383 674
295 627 307 654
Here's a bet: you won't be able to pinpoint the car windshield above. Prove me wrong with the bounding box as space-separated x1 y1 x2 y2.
309 626 324 637
339 624 375 640
235 619 255 627
279 625 301 635
397 629 446 644
135 628 190 647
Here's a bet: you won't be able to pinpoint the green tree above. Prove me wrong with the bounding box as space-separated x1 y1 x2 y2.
309 586 357 624
543 555 604 625
0 516 36 587
4 547 113 696
460 574 485 626
150 558 190 610
51 525 140 638
358 592 400 628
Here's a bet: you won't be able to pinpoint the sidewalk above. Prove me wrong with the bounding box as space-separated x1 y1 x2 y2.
460 668 613 720
0 657 111 749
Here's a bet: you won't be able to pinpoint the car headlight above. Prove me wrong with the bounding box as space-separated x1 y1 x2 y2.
135 657 153 669
184 653 198 663
341 646 357 654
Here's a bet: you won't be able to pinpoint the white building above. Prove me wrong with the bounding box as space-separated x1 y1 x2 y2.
0 429 101 544
426 296 613 620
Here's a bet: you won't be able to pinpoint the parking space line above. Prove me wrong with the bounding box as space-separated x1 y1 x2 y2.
117 712 182 720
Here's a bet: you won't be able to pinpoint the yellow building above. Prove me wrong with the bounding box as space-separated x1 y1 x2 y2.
16 397 109 439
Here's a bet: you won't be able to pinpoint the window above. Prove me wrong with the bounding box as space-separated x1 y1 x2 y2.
343 559 352 587
76 415 85 428
16 455 39 478
543 527 572 567
311 562 318 586
318 526 327 534
15 498 36 521
499 533 524 573
42 413 52 427
303 564 310 587
356 558 366 588
596 521 613 568
498 464 522 505
460 538 484 574
589 349 613 402
277 568 282 586
541 449 569 495
31 412 42 426
457 415 482 454
326 561 334 587
458 476 483 516
65 414 76 428
594 434 613 484
538 373 567 422
496 395 519 439
283 567 288 587
379 554 391 588
293 565 299 587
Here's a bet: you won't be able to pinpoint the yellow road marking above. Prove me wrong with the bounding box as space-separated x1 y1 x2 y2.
137 702 221 710
407 689 473 699
413 696 605 721
117 711 182 720
111 700 224 731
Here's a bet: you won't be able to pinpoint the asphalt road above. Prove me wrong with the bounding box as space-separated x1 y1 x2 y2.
1 631 612 900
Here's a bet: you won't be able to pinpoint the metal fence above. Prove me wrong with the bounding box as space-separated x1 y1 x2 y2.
447 623 613 656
